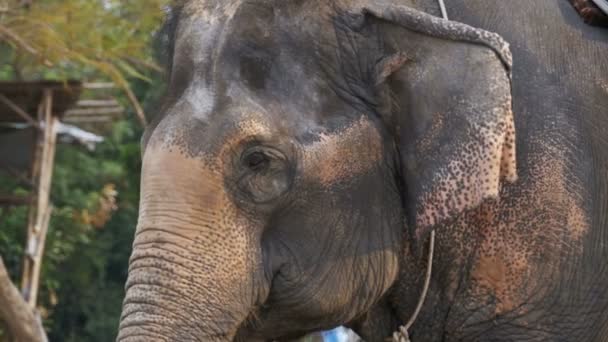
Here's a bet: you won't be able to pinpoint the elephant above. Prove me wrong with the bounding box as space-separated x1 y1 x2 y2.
116 0 608 341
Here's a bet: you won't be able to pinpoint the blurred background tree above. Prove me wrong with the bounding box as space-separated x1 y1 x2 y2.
0 0 169 340
0 0 169 124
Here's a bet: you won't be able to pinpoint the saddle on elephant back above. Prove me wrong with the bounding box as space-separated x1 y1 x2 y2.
571 0 608 26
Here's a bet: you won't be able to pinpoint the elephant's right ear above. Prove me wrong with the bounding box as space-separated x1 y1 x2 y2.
359 3 517 239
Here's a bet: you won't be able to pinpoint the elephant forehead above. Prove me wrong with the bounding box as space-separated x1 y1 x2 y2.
181 0 242 20
150 102 276 159
302 117 385 186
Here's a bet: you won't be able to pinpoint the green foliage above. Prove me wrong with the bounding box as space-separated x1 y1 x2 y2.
0 0 170 124
44 119 144 341
0 1 170 340
0 0 166 81
0 115 145 341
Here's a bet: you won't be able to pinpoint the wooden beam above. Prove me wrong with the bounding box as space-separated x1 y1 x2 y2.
62 116 114 123
0 166 35 190
0 93 38 127
82 82 115 89
82 82 146 126
0 257 48 342
0 195 31 206
75 99 120 107
64 106 124 116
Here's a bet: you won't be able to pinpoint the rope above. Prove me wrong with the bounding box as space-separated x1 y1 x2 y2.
592 0 608 16
438 0 449 20
403 231 435 331
392 0 449 342
391 231 435 342
392 2 447 339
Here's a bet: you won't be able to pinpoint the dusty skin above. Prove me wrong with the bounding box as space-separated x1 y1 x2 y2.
118 1 608 341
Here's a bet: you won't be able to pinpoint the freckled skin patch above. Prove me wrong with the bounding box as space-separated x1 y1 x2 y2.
473 143 588 309
302 117 384 186
391 2 608 340
393 142 591 340
421 144 590 340
369 1 606 341
415 117 517 233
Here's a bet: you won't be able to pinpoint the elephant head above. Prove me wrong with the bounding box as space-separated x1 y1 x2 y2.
117 0 515 341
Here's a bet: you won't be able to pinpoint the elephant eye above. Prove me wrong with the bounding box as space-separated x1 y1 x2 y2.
244 151 269 171
236 146 292 204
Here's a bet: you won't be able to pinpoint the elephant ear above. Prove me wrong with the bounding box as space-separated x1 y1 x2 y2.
361 3 517 239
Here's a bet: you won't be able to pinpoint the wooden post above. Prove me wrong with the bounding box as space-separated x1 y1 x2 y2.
20 89 57 310
19 94 45 298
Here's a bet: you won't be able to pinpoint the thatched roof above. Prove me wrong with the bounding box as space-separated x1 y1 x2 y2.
0 80 82 123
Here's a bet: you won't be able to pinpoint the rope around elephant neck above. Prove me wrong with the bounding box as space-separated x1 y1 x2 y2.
391 2 446 340
438 0 449 20
391 231 435 342
405 231 436 330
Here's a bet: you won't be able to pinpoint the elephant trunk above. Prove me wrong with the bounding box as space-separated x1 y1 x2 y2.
116 146 266 342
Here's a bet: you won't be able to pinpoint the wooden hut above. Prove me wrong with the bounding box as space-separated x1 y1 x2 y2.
0 81 122 310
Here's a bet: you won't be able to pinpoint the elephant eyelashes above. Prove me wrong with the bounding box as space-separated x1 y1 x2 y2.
244 151 270 171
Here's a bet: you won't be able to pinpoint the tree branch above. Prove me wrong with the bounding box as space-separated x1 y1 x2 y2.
0 24 53 66
0 24 38 55
124 85 147 127
0 257 47 342
124 56 164 74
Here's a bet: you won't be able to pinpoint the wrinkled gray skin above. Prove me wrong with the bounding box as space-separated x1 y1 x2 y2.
117 0 608 341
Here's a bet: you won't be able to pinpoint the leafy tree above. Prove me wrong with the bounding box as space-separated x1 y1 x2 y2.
43 117 145 341
0 0 169 340
0 0 169 124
